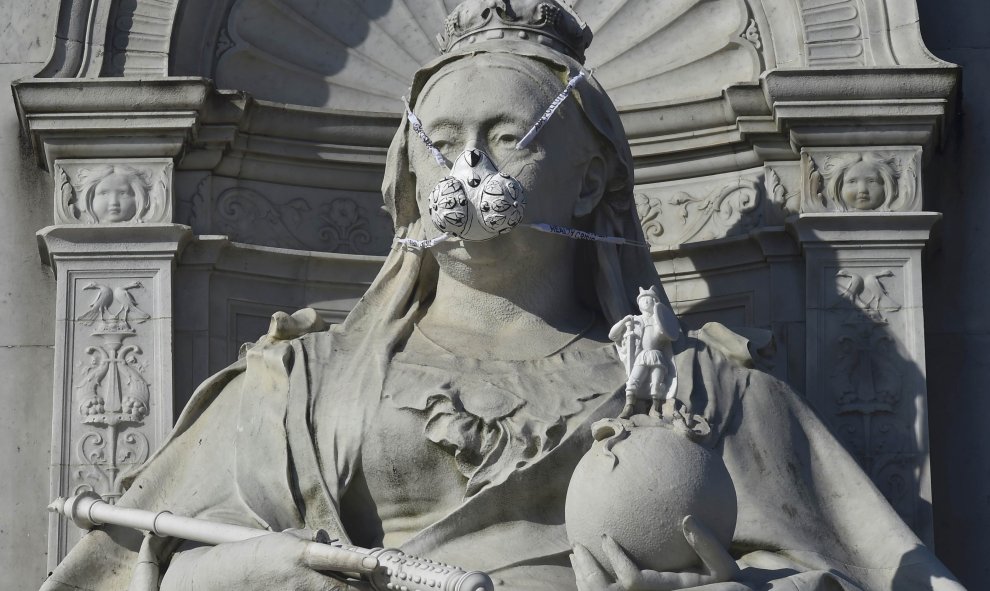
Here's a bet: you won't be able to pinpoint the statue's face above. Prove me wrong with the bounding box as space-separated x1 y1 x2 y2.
410 55 599 266
840 160 885 210
92 172 138 222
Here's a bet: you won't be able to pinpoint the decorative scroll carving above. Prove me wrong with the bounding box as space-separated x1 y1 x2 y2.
765 167 800 216
635 180 762 247
176 174 210 232
803 150 921 213
54 159 174 224
71 280 153 503
215 187 312 250
214 187 382 254
799 0 865 66
319 198 373 255
742 18 762 50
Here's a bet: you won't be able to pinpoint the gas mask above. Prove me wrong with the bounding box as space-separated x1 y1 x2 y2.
428 147 526 241
397 71 648 251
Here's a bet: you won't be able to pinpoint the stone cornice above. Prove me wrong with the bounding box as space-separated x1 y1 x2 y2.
37 224 194 271
12 77 212 171
763 67 960 150
786 212 941 247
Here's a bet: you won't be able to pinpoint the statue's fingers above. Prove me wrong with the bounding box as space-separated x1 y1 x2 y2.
571 544 613 591
601 535 648 590
302 542 380 575
681 516 739 582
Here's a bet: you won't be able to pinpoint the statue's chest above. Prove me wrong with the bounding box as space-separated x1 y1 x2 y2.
356 400 469 546
338 338 625 546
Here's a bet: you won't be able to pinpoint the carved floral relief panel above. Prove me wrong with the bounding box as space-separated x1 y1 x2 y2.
64 272 162 504
54 159 174 225
634 168 766 248
815 260 926 527
801 147 922 213
174 174 395 255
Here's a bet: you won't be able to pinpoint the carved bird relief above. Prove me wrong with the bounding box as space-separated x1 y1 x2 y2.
112 281 151 324
78 282 115 325
835 269 901 322
78 281 151 329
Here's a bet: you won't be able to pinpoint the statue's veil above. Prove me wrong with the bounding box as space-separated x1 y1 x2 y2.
337 42 675 363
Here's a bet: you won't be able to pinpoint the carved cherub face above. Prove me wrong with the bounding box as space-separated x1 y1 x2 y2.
840 160 886 211
91 172 139 222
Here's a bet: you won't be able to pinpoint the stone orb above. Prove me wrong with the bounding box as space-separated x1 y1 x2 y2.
565 418 737 575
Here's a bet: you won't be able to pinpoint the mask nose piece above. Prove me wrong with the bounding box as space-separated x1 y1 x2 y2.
429 145 526 240
467 149 482 167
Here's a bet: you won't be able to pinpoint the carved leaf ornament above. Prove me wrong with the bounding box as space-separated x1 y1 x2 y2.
634 180 762 247
72 280 154 503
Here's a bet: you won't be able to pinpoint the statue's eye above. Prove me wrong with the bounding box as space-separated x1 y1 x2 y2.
497 134 518 144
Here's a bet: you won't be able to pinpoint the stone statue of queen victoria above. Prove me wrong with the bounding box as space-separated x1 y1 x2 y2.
42 1 962 590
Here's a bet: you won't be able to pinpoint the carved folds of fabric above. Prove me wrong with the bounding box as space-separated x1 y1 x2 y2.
383 329 623 497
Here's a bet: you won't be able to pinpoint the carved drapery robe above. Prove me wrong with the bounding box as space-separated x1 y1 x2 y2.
40 323 959 591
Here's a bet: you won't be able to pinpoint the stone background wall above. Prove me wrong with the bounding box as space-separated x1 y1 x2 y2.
918 0 990 585
0 1 987 590
0 1 59 588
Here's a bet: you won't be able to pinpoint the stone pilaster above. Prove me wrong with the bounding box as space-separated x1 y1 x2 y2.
12 78 203 567
765 67 952 545
790 212 938 545
38 224 190 568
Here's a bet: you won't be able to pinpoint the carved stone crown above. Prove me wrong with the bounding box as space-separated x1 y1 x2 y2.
438 0 594 64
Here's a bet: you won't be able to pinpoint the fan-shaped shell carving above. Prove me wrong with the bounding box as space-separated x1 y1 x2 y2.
214 0 765 112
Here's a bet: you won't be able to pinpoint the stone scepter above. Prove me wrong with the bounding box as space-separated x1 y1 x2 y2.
49 492 494 591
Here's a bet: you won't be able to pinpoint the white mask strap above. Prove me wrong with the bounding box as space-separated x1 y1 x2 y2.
516 71 586 150
403 96 448 168
394 232 452 252
527 223 649 248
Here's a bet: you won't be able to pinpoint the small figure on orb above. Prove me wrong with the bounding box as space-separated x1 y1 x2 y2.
609 286 679 419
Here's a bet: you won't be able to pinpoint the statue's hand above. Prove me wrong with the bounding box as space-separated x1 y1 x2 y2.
160 531 371 591
571 516 741 591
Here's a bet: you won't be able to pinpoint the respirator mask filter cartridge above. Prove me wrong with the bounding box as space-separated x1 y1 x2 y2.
428 148 526 241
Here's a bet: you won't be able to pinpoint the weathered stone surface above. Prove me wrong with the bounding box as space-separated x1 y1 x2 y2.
0 0 982 588
0 3 63 589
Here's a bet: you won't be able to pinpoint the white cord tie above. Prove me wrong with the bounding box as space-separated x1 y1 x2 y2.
516 71 586 150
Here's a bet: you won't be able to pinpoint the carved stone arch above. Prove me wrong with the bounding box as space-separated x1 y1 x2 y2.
39 0 947 82
758 0 945 68
39 0 181 77
168 0 776 112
